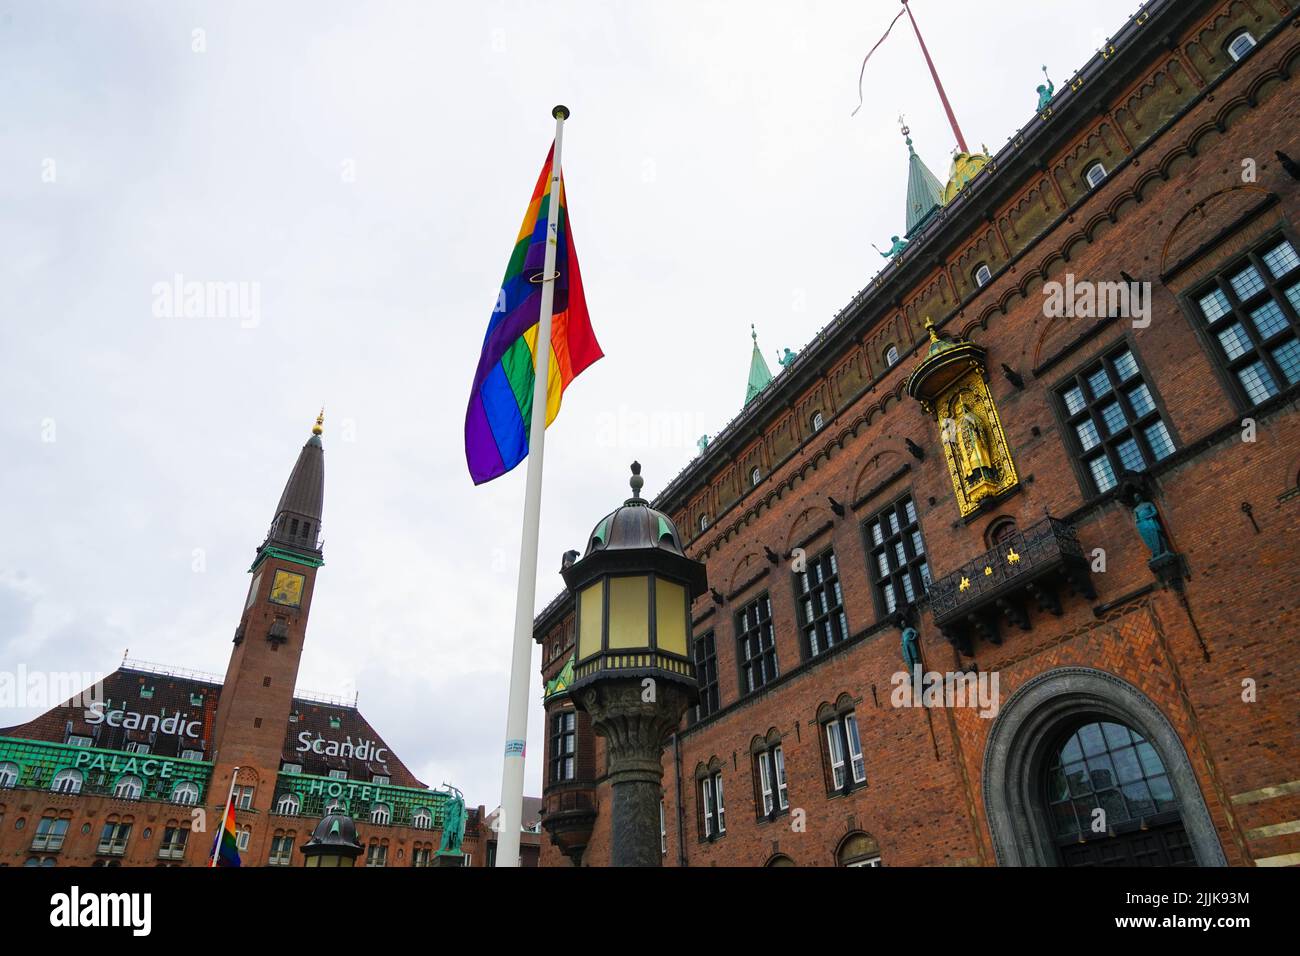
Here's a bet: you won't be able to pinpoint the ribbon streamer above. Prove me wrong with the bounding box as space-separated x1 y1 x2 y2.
852 7 907 117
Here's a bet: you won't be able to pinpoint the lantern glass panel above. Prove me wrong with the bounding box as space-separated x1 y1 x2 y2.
654 578 688 656
608 575 650 650
578 583 604 660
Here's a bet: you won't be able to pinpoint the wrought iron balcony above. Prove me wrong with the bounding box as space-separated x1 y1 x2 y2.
926 516 1095 655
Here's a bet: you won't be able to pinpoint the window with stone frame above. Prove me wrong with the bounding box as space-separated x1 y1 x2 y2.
267 830 294 866
697 760 726 840
1188 235 1300 409
751 731 789 820
691 630 720 724
819 696 867 795
1055 342 1178 496
864 495 930 617
158 822 189 861
735 594 778 696
795 547 848 659
550 708 576 783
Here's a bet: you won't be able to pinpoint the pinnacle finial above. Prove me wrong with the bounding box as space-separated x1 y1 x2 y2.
629 461 644 499
923 317 940 344
751 323 759 346
312 408 324 436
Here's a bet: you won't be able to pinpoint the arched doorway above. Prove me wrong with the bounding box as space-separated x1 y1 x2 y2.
982 668 1225 867
1045 720 1194 866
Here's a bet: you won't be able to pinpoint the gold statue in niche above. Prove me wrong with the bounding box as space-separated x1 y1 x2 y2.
906 319 1018 517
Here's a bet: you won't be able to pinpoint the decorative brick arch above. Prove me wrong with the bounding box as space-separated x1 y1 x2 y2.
981 667 1226 867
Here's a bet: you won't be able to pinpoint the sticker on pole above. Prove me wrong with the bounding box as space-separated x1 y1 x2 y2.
504 739 526 758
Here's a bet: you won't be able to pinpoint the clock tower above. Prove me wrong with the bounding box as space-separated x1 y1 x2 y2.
210 412 327 830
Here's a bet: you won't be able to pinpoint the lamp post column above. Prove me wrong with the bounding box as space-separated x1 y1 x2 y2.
580 679 693 867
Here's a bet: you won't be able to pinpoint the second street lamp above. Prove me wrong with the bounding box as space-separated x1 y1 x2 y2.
563 462 708 866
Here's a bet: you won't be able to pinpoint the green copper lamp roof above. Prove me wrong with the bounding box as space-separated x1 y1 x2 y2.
745 325 775 406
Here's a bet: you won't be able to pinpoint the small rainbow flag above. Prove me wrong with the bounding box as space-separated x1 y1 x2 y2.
209 800 241 867
465 144 603 484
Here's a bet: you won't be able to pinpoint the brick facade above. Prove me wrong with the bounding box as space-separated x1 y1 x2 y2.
535 0 1300 867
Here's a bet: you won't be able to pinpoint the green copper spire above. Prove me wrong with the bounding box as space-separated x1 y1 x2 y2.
901 121 944 237
745 324 774 406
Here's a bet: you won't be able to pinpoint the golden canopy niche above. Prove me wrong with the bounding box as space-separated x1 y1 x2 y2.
906 319 1018 518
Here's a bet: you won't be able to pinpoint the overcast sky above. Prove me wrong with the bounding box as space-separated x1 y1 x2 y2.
0 0 1145 806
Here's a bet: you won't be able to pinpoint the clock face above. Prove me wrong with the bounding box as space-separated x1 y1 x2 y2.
245 571 263 611
269 570 306 608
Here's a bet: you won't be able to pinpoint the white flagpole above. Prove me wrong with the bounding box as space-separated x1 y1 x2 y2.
210 765 240 867
496 104 569 868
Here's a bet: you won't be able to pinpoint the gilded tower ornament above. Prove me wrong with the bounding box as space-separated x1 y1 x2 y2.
906 319 1019 517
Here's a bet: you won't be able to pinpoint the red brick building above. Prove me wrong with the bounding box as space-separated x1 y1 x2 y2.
0 416 540 868
535 0 1300 867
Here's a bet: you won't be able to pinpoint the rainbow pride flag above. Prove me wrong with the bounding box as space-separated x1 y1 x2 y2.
209 800 241 867
465 144 603 484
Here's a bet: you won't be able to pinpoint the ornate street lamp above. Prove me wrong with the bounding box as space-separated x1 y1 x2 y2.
301 809 364 867
563 462 708 866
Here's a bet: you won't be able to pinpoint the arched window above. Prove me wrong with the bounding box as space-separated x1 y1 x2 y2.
698 514 709 533
884 345 900 367
1226 30 1256 61
113 775 143 800
750 466 762 487
765 853 796 867
986 517 1018 548
275 793 301 815
837 831 882 867
974 263 993 288
325 798 346 814
370 803 391 825
751 731 789 819
412 808 432 830
1046 719 1190 866
171 780 199 805
50 769 83 795
811 411 825 433
0 761 18 788
1085 162 1107 189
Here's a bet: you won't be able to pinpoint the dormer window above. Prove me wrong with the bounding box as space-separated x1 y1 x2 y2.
1084 162 1107 189
974 264 993 288
1226 30 1256 62
329 715 342 729
750 467 762 487
811 411 825 432
372 775 389 786
328 769 347 780
139 685 154 700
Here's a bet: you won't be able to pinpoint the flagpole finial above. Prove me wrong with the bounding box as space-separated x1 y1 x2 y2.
552 104 570 120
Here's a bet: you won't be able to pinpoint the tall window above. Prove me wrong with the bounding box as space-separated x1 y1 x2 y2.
97 821 131 856
1191 237 1300 408
550 710 576 783
753 739 789 818
865 496 930 616
701 770 726 839
692 631 719 722
32 816 69 852
797 548 848 658
366 842 387 867
1084 162 1107 189
158 825 188 861
1056 344 1177 495
234 784 255 810
1226 30 1256 61
660 800 668 855
267 833 294 866
736 594 778 695
824 710 866 793
412 845 433 867
974 263 992 287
